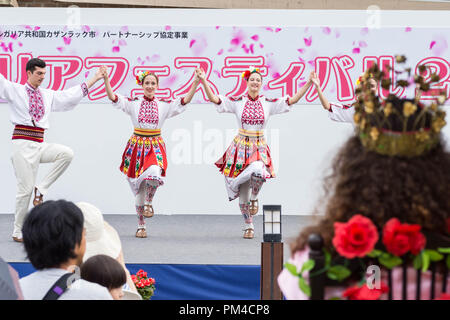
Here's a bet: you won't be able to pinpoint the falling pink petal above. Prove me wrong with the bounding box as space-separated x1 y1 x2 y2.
34 26 40 31
263 84 270 91
359 41 367 48
352 48 361 54
149 54 160 62
213 70 221 78
299 81 307 87
217 48 224 55
297 48 305 53
84 71 90 78
112 46 120 53
18 42 22 47
189 40 196 48
11 34 18 40
251 35 259 41
249 44 255 54
231 38 240 45
24 25 32 30
430 35 448 55
405 27 412 32
335 30 341 38
63 37 71 45
322 27 331 35
361 27 369 35
137 57 142 63
242 44 250 54
308 60 315 67
118 39 127 46
304 36 312 47
265 27 273 32
272 72 280 79
120 26 128 33
275 28 282 33
215 26 220 30
165 25 171 31
430 41 436 50
56 47 64 52
82 25 90 32
298 57 305 62
259 44 264 48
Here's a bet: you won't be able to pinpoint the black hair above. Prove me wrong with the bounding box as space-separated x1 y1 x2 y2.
25 58 46 73
22 200 84 270
81 254 126 290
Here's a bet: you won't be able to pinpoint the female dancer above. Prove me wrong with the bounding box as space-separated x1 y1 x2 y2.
103 68 200 238
197 67 313 239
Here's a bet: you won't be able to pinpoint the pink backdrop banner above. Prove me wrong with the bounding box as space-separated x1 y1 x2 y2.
0 25 449 104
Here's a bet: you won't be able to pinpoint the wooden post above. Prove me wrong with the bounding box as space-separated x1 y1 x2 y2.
260 241 283 300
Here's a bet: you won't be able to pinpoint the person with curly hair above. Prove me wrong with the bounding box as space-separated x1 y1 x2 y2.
278 81 450 299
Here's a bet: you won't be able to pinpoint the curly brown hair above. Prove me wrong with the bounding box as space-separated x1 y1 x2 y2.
292 99 450 254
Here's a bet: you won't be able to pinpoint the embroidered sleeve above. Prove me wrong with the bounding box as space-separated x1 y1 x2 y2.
112 93 135 115
163 97 187 119
328 102 355 123
51 83 87 112
0 72 21 102
214 95 238 114
267 95 292 115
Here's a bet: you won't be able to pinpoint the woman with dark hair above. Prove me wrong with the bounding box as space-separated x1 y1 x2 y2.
277 68 450 299
81 254 127 300
102 68 200 238
197 67 313 239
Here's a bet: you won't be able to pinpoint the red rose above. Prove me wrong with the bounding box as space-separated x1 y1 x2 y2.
343 282 389 300
332 214 379 259
150 278 155 285
382 218 426 256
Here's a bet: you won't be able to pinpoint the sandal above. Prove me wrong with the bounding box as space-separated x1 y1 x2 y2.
135 228 147 238
143 204 154 218
243 228 254 239
33 187 43 207
249 199 258 216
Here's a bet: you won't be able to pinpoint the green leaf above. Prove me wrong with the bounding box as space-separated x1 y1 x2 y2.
413 254 422 270
284 262 299 276
299 277 311 297
421 251 430 272
379 253 403 269
301 259 315 273
446 255 450 269
424 250 444 262
437 247 450 254
324 249 332 267
327 265 351 282
367 249 383 258
329 297 342 300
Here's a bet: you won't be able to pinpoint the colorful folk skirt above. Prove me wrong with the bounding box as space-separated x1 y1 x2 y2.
120 128 167 179
215 128 275 179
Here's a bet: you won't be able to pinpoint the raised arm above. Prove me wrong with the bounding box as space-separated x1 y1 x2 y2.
197 68 220 104
86 66 105 90
311 71 331 111
288 71 314 105
101 66 116 102
182 69 201 104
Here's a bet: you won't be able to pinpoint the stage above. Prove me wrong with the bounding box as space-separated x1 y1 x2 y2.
0 214 315 299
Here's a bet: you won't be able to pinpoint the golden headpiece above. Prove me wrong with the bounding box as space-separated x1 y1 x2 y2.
353 55 447 158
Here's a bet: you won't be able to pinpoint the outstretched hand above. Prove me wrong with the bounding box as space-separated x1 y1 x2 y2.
310 71 320 87
98 65 108 79
195 68 206 81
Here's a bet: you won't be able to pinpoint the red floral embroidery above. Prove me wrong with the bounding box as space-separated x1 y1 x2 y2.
138 98 159 125
241 98 264 126
26 85 45 122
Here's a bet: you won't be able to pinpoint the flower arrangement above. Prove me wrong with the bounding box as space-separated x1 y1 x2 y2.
136 71 150 85
285 215 450 300
241 66 260 81
131 269 156 300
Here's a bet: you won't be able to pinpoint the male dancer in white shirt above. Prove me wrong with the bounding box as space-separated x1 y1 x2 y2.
0 58 105 242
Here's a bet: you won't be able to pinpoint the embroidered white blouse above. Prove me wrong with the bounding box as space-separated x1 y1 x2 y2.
214 94 292 131
0 73 88 129
328 102 355 124
112 94 186 129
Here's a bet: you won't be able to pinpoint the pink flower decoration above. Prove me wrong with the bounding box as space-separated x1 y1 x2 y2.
189 40 196 48
57 47 64 53
231 37 240 46
272 72 280 78
265 27 273 32
11 34 18 40
322 27 331 35
259 44 264 48
359 41 368 48
118 39 127 46
34 26 40 31
82 25 90 32
297 48 305 53
84 71 90 78
217 49 224 55
249 44 255 54
241 44 250 54
275 28 282 32
304 36 312 47
352 48 361 54
251 35 259 41
361 27 369 36
165 25 171 31
430 41 436 50
112 46 120 53
63 37 71 45
215 26 220 30
18 42 22 47
405 27 412 32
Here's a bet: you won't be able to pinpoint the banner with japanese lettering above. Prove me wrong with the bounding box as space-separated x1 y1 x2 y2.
0 25 449 104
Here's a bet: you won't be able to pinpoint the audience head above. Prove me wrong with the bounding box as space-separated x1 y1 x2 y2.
81 254 126 300
22 200 86 270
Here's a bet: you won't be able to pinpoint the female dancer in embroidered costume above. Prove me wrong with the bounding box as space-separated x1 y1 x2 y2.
102 68 200 238
197 67 313 239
